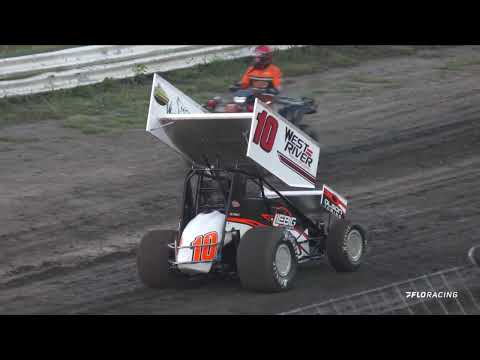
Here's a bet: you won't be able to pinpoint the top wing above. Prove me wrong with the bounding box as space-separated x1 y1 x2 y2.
146 73 321 188
152 113 253 166
147 73 253 166
146 73 207 157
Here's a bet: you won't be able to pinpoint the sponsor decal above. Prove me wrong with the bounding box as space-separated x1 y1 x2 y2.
191 231 218 262
167 96 190 114
273 213 297 229
152 82 189 114
153 85 169 106
277 152 315 185
321 185 347 219
322 198 343 219
261 207 293 226
284 126 314 168
275 125 316 185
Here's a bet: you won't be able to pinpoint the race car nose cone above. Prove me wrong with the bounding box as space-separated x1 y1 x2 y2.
468 245 480 267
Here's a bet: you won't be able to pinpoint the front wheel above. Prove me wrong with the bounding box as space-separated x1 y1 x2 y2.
326 219 367 272
237 227 297 292
137 230 178 288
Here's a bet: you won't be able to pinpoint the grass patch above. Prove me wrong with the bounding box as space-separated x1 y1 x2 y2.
0 45 429 134
439 57 480 71
0 76 151 134
0 45 79 59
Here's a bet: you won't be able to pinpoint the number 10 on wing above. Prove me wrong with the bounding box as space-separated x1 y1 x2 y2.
252 109 278 153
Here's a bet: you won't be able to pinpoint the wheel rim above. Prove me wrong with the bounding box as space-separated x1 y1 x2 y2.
275 244 292 277
346 229 363 263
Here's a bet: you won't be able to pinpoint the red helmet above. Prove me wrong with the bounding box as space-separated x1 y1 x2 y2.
253 45 273 69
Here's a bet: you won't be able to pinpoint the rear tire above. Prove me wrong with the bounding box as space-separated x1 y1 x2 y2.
237 227 297 292
137 230 177 288
326 219 367 272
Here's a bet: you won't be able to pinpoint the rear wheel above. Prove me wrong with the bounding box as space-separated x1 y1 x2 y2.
326 219 367 272
237 227 297 292
137 230 178 288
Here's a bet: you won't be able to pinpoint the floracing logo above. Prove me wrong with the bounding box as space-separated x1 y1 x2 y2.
405 291 458 299
284 126 314 168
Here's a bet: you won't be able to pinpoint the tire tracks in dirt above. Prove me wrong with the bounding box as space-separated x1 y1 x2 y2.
1 46 480 314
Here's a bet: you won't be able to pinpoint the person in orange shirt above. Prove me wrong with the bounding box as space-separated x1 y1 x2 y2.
240 45 282 95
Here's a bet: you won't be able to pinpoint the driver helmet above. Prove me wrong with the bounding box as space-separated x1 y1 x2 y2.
253 45 273 69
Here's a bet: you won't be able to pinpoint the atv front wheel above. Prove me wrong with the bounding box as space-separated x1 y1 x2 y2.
326 219 367 272
237 227 297 292
137 230 178 288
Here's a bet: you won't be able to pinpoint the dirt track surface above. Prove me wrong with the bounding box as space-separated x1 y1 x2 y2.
1 46 480 314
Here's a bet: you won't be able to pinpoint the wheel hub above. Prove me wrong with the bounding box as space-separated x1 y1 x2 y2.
275 244 292 277
346 229 363 263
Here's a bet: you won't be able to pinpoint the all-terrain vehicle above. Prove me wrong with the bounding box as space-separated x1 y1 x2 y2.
204 86 317 126
139 74 368 292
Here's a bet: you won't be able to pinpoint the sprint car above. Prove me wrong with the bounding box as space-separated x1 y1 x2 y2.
139 74 368 292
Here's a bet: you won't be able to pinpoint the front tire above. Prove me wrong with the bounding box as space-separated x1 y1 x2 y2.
137 230 177 288
326 219 367 272
237 227 297 292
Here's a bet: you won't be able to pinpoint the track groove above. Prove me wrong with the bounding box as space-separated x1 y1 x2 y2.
1 46 480 314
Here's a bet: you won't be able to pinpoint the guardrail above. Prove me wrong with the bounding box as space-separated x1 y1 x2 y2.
0 46 197 80
279 245 480 315
0 45 298 98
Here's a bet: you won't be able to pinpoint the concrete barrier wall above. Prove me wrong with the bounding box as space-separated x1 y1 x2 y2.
0 45 299 98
